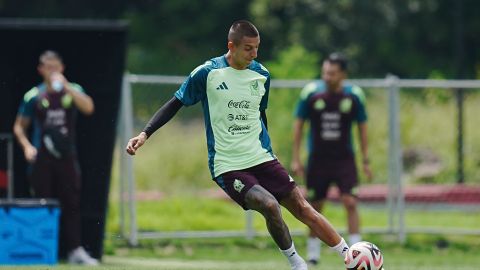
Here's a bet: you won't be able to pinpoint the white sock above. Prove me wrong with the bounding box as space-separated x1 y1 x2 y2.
307 237 321 261
330 237 349 258
280 242 306 267
349 234 362 245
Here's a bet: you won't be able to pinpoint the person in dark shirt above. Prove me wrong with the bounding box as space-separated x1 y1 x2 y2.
13 50 98 265
291 53 372 265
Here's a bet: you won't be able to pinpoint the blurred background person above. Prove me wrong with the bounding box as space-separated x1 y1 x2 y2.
13 50 98 265
291 52 372 265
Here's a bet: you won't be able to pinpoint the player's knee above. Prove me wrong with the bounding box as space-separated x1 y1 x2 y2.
291 199 315 221
342 196 357 211
301 202 318 221
259 197 281 217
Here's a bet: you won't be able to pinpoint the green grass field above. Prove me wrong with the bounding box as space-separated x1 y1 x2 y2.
2 231 480 270
4 252 476 270
95 197 480 270
2 236 479 270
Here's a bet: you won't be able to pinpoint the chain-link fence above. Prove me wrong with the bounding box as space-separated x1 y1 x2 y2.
116 74 480 246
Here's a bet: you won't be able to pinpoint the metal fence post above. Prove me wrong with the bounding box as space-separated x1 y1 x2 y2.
121 74 138 246
387 74 406 243
386 75 396 234
455 88 465 183
118 75 127 239
245 210 255 239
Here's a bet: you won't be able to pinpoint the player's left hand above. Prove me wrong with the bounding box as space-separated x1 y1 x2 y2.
126 132 148 155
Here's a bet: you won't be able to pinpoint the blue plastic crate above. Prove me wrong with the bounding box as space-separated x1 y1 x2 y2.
0 199 60 265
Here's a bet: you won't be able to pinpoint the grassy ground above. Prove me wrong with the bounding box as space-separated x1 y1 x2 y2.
3 233 480 270
98 197 480 270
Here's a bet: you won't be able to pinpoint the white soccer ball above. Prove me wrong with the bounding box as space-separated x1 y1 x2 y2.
344 241 384 270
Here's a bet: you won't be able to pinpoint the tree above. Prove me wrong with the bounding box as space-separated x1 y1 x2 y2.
249 0 480 78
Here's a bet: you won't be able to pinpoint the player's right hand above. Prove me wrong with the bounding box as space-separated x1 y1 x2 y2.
363 163 374 182
290 160 305 178
24 145 37 163
126 132 148 155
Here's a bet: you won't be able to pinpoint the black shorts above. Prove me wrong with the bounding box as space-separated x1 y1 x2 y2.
306 157 358 201
29 151 82 199
214 160 296 210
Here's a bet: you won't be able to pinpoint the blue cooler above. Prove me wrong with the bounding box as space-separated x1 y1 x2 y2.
0 199 60 265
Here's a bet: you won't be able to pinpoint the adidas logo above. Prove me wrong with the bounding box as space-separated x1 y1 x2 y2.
216 82 229 90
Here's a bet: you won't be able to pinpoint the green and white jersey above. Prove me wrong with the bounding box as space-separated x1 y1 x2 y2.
174 55 275 178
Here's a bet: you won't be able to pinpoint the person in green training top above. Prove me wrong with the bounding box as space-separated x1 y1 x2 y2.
126 20 349 270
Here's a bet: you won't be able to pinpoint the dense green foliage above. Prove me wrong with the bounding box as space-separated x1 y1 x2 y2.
2 0 479 78
251 0 480 78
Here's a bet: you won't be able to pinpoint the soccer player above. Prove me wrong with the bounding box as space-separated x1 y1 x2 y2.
13 50 98 265
291 53 372 265
126 20 349 270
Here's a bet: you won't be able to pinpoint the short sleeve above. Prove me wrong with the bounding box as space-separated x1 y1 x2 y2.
259 75 270 111
294 98 309 119
294 82 318 119
69 83 86 93
251 62 270 111
174 63 210 106
17 87 39 119
351 86 367 123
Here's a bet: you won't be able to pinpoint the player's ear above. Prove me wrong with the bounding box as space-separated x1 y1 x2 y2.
227 41 235 51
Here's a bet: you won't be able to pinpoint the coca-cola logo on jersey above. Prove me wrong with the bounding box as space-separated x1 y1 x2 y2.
228 100 250 109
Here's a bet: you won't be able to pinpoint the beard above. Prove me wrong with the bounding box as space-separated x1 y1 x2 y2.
326 81 340 91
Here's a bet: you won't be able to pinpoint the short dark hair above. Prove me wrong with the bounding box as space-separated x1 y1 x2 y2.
39 50 63 65
325 52 348 71
228 20 259 45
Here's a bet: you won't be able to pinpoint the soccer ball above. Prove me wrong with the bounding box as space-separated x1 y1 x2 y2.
344 241 384 270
